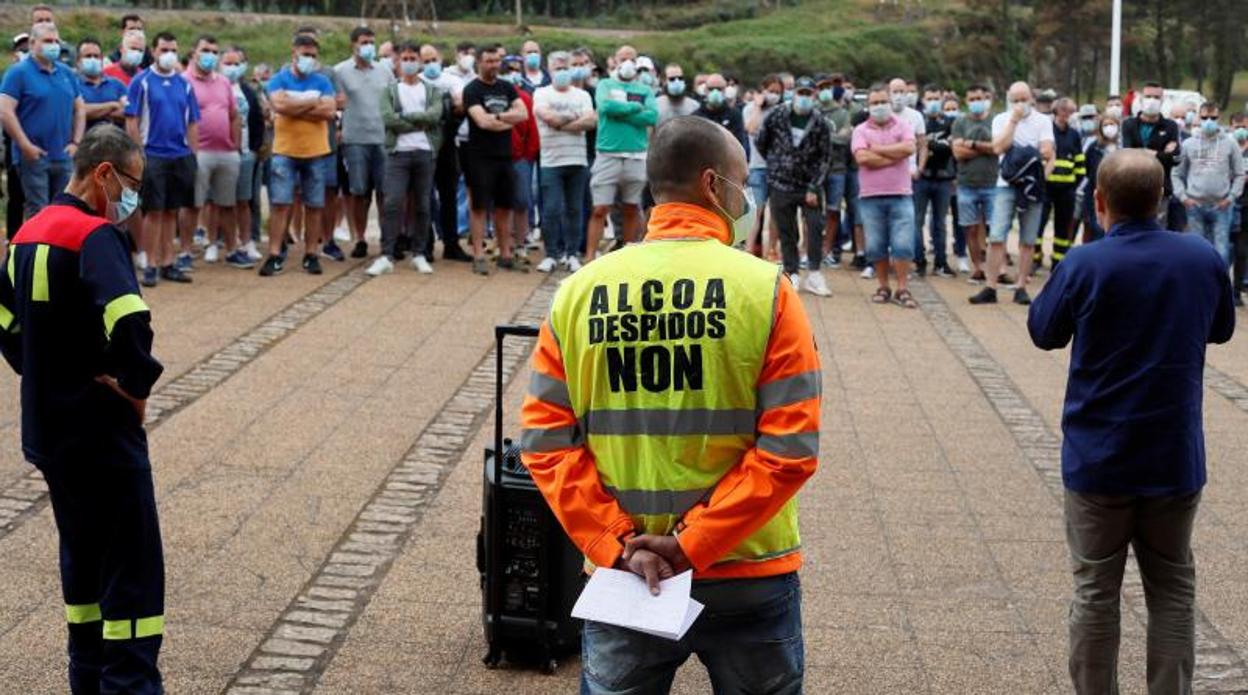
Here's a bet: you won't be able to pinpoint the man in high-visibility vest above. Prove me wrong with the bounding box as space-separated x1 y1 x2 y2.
521 115 820 694
0 125 165 693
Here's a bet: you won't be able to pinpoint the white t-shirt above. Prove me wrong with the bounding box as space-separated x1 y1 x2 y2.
743 102 775 170
900 106 926 172
991 109 1056 186
232 83 250 155
533 85 593 168
395 81 432 151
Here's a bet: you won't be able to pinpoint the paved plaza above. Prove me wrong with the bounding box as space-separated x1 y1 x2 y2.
2 241 1248 694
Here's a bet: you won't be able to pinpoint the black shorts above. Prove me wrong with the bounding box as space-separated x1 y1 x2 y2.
141 154 196 212
464 155 514 212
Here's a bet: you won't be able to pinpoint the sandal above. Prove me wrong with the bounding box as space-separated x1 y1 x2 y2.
894 288 918 309
871 287 892 304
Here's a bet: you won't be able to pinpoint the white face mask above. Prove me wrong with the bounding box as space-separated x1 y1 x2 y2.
1142 97 1162 116
616 60 637 81
1101 124 1119 140
458 54 475 72
711 174 756 246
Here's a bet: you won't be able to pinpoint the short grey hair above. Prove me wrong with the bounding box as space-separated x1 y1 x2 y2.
73 124 143 180
123 29 146 44
547 50 570 70
30 22 58 42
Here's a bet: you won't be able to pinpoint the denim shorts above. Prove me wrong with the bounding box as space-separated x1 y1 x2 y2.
270 155 327 208
859 195 916 263
957 185 996 225
235 151 256 203
824 172 846 210
989 186 1042 246
342 143 386 196
317 151 339 190
748 167 769 207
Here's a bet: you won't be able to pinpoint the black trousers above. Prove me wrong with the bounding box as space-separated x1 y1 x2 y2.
428 140 461 258
1235 205 1248 294
6 164 25 239
771 187 824 275
1041 183 1077 267
42 456 165 695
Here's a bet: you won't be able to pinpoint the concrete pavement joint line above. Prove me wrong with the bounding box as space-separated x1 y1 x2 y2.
222 275 557 695
1203 364 1248 415
0 267 371 542
907 280 1248 692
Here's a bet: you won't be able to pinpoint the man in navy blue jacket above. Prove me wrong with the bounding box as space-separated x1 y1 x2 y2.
1029 148 1235 695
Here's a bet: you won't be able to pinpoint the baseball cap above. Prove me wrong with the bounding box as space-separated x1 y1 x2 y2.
794 76 817 93
636 56 655 72
1037 89 1058 103
1078 103 1098 119
12 33 28 51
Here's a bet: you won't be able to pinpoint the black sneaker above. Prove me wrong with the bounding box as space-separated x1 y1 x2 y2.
968 287 998 304
160 265 193 283
351 240 369 258
322 241 345 262
393 248 407 262
443 243 473 262
914 260 927 277
967 270 986 285
497 256 529 273
850 254 867 270
610 237 626 252
302 254 323 275
258 255 284 277
934 263 956 279
395 235 410 255
997 273 1016 287
1013 288 1032 305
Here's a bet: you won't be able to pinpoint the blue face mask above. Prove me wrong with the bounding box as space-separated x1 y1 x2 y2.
109 169 140 224
968 100 989 116
925 99 942 115
401 60 421 77
124 48 144 66
296 54 318 75
571 66 588 82
39 41 61 62
832 86 845 102
818 89 834 106
707 89 724 108
1201 118 1220 136
198 52 218 71
783 89 794 103
793 94 815 115
639 71 655 87
423 61 442 80
553 69 572 88
525 52 541 70
223 64 245 83
1235 127 1248 143
79 57 102 77
358 44 376 62
666 78 685 97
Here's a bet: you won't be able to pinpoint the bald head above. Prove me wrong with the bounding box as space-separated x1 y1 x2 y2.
1007 81 1032 102
706 73 726 90
1097 149 1164 224
615 45 636 63
647 116 745 203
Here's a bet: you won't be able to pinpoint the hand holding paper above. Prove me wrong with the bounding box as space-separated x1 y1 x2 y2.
572 569 704 642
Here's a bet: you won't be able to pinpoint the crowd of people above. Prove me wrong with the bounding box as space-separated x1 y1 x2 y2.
1 5 1245 307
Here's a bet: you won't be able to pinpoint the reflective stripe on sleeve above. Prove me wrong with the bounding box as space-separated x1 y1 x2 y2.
520 425 584 453
604 486 713 517
756 431 820 459
527 370 571 409
757 370 822 410
65 603 102 624
5 249 14 286
0 303 13 332
32 244 49 302
103 294 149 339
582 408 756 436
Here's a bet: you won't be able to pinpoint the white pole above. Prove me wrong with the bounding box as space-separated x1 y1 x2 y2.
1109 0 1122 96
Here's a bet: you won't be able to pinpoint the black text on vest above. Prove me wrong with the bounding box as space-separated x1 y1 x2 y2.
587 278 728 393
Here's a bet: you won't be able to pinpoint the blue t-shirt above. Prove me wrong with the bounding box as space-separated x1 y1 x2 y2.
124 69 200 159
79 75 128 131
0 58 81 162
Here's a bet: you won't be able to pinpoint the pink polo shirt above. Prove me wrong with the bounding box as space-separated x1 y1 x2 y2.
184 68 236 152
851 115 915 198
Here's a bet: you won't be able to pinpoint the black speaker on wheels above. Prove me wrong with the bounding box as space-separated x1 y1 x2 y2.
477 324 583 673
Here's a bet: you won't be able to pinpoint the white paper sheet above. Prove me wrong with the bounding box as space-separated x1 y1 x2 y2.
571 568 704 641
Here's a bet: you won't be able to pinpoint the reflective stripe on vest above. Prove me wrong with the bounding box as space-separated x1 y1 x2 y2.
548 238 802 566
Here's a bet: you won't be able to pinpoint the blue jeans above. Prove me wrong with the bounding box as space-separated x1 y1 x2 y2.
513 159 534 217
270 155 327 208
580 573 803 695
19 156 71 220
989 186 1042 246
859 195 916 264
747 168 769 207
1186 202 1233 265
842 169 860 248
341 143 386 196
539 165 588 260
913 178 952 266
824 172 846 210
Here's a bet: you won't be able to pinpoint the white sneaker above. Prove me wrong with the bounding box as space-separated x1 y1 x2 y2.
566 256 583 273
957 256 970 274
802 272 832 297
135 250 148 270
787 272 801 288
860 265 876 280
536 256 558 273
366 256 394 276
841 240 853 251
333 226 351 243
204 244 220 263
244 240 263 261
411 255 433 274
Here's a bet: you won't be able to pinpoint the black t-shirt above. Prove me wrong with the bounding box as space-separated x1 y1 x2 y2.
463 77 519 160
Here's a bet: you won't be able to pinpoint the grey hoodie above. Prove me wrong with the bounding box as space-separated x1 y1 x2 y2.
1172 131 1245 202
